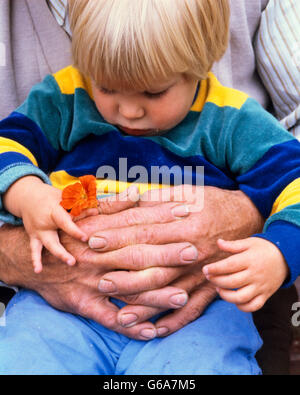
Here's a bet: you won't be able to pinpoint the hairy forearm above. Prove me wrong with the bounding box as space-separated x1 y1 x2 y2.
217 189 264 238
191 187 265 265
0 224 30 286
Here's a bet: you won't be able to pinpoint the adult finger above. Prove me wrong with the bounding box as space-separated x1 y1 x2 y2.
117 305 165 328
116 287 188 328
97 186 140 214
97 266 187 295
139 185 201 207
154 283 217 337
87 242 198 271
76 294 159 341
120 287 188 310
88 203 190 250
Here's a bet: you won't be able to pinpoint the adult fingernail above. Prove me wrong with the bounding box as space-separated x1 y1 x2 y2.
170 293 188 307
172 205 189 219
157 327 169 337
89 237 107 249
119 313 138 328
180 245 198 263
140 328 156 340
98 279 117 293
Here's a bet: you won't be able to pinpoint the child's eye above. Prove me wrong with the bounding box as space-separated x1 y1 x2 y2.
144 89 168 99
99 87 116 95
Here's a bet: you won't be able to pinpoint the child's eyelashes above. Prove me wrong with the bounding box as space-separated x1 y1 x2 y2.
143 89 168 99
99 87 116 95
99 86 168 99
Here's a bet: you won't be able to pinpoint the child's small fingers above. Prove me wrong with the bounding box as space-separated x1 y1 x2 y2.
236 295 266 313
208 270 249 290
203 255 248 277
42 233 76 266
217 239 250 254
30 238 43 274
54 208 88 242
217 285 258 306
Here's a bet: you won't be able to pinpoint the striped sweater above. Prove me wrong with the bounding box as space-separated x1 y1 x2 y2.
1 66 300 286
255 0 300 139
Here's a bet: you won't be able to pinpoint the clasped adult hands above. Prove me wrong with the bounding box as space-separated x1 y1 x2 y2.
87 185 263 338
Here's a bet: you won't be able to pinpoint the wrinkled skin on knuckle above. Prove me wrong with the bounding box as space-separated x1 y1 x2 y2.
198 284 217 305
122 293 141 304
174 314 191 330
102 309 119 330
123 208 146 227
138 226 158 245
187 216 205 245
128 245 146 269
151 267 171 288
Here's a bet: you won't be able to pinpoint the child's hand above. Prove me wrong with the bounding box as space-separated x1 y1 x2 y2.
202 238 289 312
20 182 88 274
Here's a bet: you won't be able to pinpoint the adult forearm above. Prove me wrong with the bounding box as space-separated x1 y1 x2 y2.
0 224 31 286
212 189 264 241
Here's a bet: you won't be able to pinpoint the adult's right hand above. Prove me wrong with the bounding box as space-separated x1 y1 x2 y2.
0 188 197 340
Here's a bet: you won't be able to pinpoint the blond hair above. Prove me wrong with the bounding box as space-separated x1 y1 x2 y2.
69 0 230 90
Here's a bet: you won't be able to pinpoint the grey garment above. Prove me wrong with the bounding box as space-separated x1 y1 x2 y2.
212 0 270 108
0 0 269 120
0 0 71 119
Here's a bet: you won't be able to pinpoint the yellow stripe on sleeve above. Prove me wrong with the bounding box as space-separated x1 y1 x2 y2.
271 178 300 215
0 137 38 166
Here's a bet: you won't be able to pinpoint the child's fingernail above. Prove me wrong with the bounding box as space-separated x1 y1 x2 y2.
203 266 209 275
67 258 75 266
81 235 88 242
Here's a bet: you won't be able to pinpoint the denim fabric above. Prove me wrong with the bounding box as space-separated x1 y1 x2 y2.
0 290 262 375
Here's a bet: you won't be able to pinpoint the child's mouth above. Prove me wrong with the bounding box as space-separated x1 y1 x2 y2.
118 125 158 136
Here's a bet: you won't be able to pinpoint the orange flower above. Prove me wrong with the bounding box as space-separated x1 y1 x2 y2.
60 175 98 216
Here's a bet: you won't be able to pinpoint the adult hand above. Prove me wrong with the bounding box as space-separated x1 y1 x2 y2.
89 186 264 336
0 187 197 340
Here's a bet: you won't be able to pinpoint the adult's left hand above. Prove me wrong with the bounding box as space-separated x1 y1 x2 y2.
89 186 264 337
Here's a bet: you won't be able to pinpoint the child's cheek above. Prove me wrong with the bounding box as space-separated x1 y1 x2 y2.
155 101 190 130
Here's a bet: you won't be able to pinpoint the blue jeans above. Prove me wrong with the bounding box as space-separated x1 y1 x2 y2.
0 290 262 375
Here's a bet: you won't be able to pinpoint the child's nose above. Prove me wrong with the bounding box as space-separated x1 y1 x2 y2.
119 102 145 120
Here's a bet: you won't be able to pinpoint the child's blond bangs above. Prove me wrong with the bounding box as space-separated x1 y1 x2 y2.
69 0 230 90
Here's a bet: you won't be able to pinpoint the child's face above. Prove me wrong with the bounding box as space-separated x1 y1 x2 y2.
92 74 198 136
